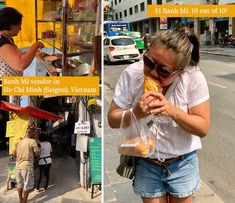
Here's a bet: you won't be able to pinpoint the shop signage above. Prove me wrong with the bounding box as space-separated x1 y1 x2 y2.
160 17 168 30
74 121 90 134
89 137 101 184
6 121 16 138
76 135 88 152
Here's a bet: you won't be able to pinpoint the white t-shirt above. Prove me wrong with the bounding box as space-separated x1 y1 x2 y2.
113 61 209 159
38 142 52 165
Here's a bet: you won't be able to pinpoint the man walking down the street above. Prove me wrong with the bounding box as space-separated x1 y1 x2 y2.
13 126 40 203
144 33 151 49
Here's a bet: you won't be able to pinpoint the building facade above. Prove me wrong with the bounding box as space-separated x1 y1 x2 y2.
110 0 160 35
110 0 235 45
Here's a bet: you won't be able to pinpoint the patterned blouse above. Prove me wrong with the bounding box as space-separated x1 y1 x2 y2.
0 35 23 76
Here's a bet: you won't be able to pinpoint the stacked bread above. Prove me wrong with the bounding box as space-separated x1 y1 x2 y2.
118 136 156 157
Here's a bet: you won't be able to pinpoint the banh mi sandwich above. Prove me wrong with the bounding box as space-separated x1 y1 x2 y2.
144 76 161 93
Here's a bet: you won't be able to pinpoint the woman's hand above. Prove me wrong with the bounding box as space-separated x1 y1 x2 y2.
148 92 210 137
34 41 44 49
133 91 158 119
147 92 174 117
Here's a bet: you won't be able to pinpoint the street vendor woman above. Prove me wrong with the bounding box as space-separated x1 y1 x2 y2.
0 7 44 76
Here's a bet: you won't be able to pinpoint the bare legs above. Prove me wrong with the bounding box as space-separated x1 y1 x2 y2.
169 195 192 203
142 195 168 203
17 188 23 203
17 188 30 203
142 194 192 203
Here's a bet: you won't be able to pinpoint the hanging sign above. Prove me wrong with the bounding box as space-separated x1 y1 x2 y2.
74 121 90 134
6 120 16 138
160 17 168 30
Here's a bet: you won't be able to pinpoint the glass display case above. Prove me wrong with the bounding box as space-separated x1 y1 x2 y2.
0 0 5 10
35 0 99 76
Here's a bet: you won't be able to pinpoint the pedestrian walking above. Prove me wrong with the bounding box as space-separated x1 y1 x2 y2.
36 133 53 192
13 126 40 203
108 29 210 203
144 33 151 49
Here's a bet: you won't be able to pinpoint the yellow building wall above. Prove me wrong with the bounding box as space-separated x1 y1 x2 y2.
6 0 36 48
5 0 73 48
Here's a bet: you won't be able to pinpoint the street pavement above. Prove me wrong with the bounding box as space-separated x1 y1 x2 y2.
103 45 235 203
0 150 101 203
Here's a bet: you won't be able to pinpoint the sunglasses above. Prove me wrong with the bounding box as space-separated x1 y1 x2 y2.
143 51 183 78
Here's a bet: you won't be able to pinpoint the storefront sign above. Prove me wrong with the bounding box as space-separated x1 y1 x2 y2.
89 137 101 184
74 121 90 134
6 121 16 138
148 5 235 18
76 135 88 152
160 17 168 30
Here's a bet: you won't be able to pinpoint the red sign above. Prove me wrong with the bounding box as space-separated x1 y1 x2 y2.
160 18 168 30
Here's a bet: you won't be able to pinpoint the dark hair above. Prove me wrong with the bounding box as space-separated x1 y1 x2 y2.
188 34 200 66
27 127 37 138
0 7 23 31
39 133 48 142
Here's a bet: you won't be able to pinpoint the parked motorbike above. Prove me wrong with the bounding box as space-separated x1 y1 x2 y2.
219 34 235 48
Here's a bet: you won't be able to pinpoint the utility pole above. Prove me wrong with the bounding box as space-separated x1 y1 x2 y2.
207 0 219 45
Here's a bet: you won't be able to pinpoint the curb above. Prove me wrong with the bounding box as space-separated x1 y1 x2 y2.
200 51 235 57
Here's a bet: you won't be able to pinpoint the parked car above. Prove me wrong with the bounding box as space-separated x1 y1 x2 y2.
103 36 140 64
119 31 145 53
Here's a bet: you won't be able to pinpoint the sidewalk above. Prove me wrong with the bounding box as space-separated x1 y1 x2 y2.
200 45 235 57
0 150 101 203
103 84 224 203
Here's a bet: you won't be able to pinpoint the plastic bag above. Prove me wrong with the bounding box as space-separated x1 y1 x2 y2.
118 109 156 157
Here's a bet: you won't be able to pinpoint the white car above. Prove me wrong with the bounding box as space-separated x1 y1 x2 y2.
104 36 140 64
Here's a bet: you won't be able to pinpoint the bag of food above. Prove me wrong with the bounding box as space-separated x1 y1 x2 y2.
118 109 156 157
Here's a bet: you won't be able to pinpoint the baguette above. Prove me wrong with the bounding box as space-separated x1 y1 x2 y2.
144 76 161 93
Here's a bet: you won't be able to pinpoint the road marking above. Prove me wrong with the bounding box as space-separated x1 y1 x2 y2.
208 81 227 89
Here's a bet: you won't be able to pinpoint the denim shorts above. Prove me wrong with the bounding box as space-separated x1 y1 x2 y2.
133 151 201 198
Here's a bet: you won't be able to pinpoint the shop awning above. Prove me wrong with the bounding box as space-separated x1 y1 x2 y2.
0 101 63 121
